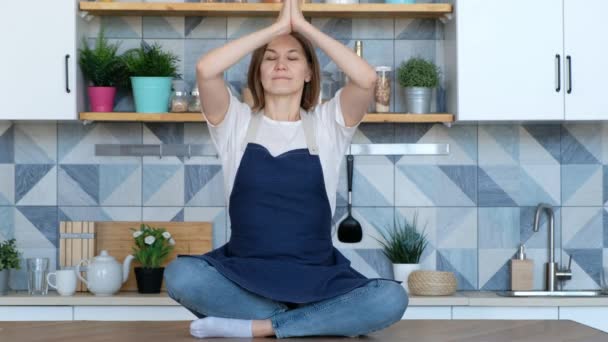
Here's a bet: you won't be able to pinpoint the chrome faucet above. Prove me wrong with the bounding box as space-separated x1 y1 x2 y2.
533 203 572 291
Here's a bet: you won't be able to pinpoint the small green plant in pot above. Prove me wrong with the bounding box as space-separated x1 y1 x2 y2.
78 29 127 112
0 239 21 296
374 212 428 292
122 42 180 113
130 223 176 293
396 57 440 114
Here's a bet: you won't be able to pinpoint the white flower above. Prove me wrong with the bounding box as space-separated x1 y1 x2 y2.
162 231 171 239
168 238 176 246
133 231 143 238
144 236 156 245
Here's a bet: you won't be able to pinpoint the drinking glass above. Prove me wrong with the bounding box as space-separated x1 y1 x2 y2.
27 257 49 295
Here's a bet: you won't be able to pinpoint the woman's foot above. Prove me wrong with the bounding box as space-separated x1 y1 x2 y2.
190 317 274 338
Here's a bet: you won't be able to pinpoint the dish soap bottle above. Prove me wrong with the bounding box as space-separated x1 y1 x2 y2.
511 243 534 291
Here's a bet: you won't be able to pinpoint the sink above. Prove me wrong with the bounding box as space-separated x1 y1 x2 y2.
499 290 608 297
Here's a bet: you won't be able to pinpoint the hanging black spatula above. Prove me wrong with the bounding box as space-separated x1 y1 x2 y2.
338 154 362 243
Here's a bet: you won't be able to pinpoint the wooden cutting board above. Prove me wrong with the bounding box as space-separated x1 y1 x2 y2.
60 221 213 292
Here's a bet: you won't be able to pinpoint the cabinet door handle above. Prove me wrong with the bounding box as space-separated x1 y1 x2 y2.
555 54 561 92
566 55 572 94
65 54 71 94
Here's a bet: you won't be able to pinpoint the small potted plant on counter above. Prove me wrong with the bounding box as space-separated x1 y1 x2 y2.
397 57 440 114
0 239 21 295
374 212 428 293
122 42 180 113
78 29 128 112
130 223 176 293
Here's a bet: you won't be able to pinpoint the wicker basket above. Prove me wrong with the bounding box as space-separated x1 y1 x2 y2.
407 270 457 296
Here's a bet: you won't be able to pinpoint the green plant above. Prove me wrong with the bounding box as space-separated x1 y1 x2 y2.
78 29 128 87
130 224 176 269
374 212 429 264
122 42 180 78
396 57 440 88
0 239 21 271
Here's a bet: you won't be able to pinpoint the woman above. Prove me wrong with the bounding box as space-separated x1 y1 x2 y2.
164 0 408 338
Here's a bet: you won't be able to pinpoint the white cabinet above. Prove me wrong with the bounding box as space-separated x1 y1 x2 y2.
0 0 85 120
402 306 452 320
0 307 72 321
446 0 608 121
452 307 558 320
559 307 608 334
73 306 197 321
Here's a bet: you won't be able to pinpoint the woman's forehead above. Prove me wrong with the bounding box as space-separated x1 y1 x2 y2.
266 36 304 53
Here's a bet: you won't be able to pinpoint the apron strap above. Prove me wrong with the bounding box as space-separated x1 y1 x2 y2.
301 111 319 155
241 113 263 152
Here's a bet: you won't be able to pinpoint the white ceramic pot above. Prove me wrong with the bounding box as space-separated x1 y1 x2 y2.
393 263 420 293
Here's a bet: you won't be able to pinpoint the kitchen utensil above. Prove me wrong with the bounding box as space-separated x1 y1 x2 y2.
47 269 77 296
76 250 134 296
27 258 49 296
337 154 362 243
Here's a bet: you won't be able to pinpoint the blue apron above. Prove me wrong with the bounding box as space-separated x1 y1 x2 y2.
179 111 396 304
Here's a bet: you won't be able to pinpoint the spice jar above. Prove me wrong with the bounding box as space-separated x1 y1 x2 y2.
374 66 391 113
188 86 201 112
171 90 189 113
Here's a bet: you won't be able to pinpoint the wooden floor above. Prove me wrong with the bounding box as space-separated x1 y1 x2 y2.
0 320 606 341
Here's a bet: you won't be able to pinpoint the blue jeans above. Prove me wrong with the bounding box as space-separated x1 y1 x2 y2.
164 256 408 338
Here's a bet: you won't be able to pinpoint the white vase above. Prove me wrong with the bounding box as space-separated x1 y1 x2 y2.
392 263 420 293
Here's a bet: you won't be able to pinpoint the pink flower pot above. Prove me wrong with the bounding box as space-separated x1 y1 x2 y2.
88 86 117 112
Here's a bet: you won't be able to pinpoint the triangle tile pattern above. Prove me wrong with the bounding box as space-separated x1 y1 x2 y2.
143 17 183 39
171 209 185 222
436 249 476 290
354 249 393 279
477 167 517 206
184 165 222 204
603 166 608 205
562 165 600 204
438 165 477 204
481 259 510 291
397 165 475 206
99 164 140 204
522 124 561 163
60 165 99 204
185 17 203 37
0 207 14 239
0 125 14 163
100 17 140 38
14 164 53 203
14 125 54 164
394 123 433 144
561 127 600 164
17 206 58 247
352 167 392 207
565 209 603 249
565 248 603 286
143 164 182 205
57 122 96 163
145 123 185 162
395 19 438 40
484 125 519 163
321 18 353 39
518 167 558 205
604 209 608 248
446 125 478 163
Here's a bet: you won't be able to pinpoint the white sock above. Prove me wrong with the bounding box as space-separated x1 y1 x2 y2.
190 316 253 338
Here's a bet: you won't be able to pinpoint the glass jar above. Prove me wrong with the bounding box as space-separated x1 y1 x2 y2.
188 86 201 112
374 66 391 113
171 91 189 113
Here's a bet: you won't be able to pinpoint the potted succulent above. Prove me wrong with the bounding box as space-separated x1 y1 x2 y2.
0 239 21 295
130 223 176 293
122 42 180 113
375 212 428 293
396 57 440 114
78 29 127 112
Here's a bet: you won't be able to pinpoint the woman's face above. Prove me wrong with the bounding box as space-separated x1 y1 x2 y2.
260 34 312 96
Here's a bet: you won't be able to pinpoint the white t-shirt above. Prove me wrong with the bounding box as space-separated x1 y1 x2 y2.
204 87 361 217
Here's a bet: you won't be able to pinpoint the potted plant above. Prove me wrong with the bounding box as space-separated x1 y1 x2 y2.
396 57 440 114
374 212 428 293
0 239 21 295
78 29 127 112
122 42 180 113
130 223 176 293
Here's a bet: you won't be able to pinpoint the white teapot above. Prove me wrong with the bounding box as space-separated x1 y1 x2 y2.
76 250 135 296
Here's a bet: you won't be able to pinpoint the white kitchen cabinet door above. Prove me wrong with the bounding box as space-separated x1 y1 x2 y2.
447 0 564 121
0 0 84 120
563 0 608 120
402 306 452 320
452 307 558 320
73 306 198 321
0 307 72 321
559 307 608 333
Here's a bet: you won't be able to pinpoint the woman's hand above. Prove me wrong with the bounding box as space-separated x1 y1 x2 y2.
290 0 308 32
275 0 292 35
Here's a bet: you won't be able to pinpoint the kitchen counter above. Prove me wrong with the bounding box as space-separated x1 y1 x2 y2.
2 290 608 306
0 320 606 341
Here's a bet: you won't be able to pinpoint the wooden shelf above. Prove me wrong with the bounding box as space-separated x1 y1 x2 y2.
79 2 453 19
79 112 454 123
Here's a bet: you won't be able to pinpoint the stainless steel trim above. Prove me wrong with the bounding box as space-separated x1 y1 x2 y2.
95 143 450 157
59 233 95 239
499 290 607 297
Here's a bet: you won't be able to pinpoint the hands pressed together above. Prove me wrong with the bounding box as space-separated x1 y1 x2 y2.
276 0 308 34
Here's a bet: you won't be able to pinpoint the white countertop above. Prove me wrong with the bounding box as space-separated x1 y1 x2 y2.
2 291 608 307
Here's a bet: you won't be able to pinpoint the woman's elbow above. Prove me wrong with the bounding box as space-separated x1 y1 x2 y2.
361 72 378 91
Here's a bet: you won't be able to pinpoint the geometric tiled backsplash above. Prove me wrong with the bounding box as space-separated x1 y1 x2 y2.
1 120 607 291
1 6 607 291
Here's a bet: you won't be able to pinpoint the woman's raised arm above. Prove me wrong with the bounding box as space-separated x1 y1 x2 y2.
196 1 292 125
290 0 377 127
